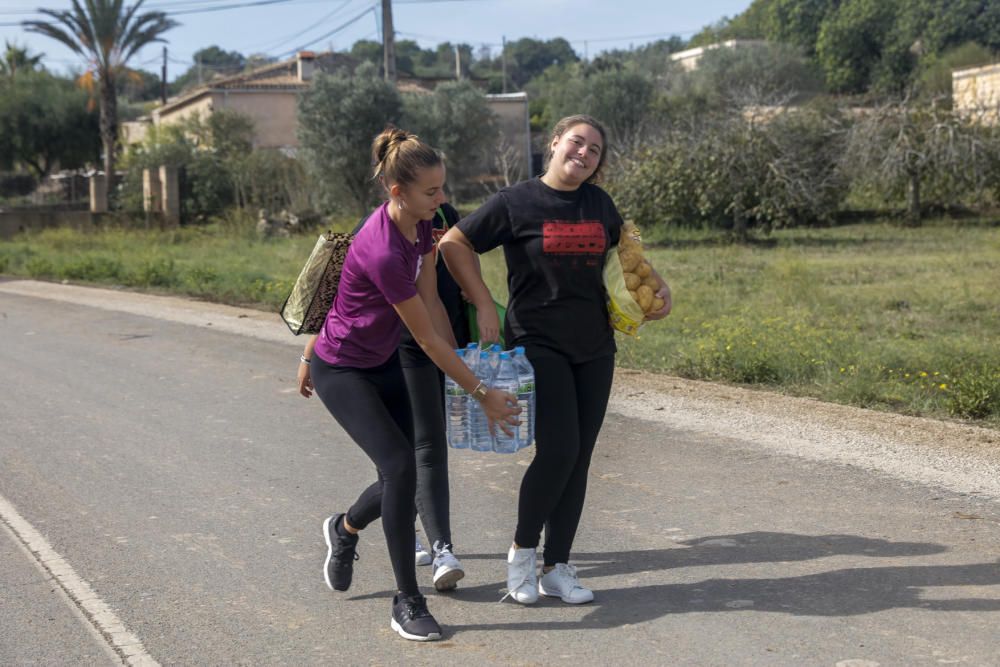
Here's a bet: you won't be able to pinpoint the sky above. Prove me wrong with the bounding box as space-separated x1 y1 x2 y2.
0 0 753 81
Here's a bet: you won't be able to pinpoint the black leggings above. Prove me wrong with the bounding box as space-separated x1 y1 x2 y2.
310 353 419 596
514 353 615 566
402 363 452 550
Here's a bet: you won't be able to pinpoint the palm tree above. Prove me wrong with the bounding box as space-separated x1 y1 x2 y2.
1 41 44 79
24 0 177 188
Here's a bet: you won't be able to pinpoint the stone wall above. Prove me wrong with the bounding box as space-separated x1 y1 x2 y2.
0 206 97 240
953 63 1000 123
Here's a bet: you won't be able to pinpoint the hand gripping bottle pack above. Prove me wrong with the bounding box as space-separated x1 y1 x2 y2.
511 346 535 450
491 352 520 454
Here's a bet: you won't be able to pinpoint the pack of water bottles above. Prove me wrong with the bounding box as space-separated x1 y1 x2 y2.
444 343 536 453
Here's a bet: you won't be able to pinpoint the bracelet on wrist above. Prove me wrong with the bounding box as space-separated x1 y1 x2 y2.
470 381 489 403
300 355 311 365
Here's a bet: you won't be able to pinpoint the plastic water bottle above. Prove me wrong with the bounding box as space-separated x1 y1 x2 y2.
469 350 494 452
487 343 502 376
444 349 470 449
512 346 535 450
491 352 520 454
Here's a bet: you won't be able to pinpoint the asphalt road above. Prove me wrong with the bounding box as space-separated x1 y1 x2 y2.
1 282 999 666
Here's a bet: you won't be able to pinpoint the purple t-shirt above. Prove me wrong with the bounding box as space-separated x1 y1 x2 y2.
313 202 434 368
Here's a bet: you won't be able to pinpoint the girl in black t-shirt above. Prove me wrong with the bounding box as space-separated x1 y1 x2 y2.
440 114 671 605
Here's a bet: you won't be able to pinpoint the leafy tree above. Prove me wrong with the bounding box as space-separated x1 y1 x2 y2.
683 41 821 107
1 41 44 79
172 45 245 93
764 0 834 57
297 62 403 214
25 0 178 189
696 0 1000 94
401 80 497 196
816 0 898 93
349 40 382 68
843 99 996 224
610 105 849 237
915 41 994 100
506 37 579 89
528 63 657 146
119 109 259 221
0 72 100 178
593 37 687 78
119 67 161 102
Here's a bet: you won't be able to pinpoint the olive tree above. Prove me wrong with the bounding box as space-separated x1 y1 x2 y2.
297 62 403 214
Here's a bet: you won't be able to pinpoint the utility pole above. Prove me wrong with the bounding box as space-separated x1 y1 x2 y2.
161 46 167 104
454 44 461 80
381 0 396 82
501 36 507 93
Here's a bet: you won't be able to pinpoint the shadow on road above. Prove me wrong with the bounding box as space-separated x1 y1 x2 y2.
351 532 1000 634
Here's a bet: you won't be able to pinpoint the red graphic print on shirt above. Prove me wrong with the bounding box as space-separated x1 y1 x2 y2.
542 220 606 256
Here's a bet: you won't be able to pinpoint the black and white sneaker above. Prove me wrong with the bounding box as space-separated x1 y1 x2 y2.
390 593 442 641
323 513 359 592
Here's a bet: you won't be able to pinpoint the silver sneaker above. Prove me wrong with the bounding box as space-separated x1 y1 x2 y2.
431 543 465 591
539 563 593 604
501 545 538 604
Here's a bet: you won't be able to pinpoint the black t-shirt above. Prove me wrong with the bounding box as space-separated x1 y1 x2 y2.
353 202 470 367
457 178 623 364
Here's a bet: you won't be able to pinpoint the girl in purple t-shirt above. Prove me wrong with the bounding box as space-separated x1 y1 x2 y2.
295 127 518 642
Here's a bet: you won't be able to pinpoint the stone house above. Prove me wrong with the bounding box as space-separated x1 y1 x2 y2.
123 51 531 179
669 40 769 72
952 62 1000 123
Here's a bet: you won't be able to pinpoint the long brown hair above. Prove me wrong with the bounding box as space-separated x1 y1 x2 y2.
542 114 609 184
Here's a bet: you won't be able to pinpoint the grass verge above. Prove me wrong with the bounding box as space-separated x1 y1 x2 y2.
2 215 998 425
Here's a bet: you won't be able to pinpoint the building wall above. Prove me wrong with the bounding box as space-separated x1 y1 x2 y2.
212 90 301 149
154 91 300 149
155 95 216 130
953 63 1000 123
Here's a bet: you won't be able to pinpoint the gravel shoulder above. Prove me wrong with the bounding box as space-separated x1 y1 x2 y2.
4 277 998 502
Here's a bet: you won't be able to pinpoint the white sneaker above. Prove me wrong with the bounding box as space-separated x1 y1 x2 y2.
431 543 465 591
501 546 538 604
539 563 594 604
415 536 431 566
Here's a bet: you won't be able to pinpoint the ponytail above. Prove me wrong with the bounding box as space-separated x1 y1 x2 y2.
371 125 442 187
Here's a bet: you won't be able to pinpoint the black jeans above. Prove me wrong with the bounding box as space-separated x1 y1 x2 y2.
402 363 452 550
310 352 419 596
514 353 615 566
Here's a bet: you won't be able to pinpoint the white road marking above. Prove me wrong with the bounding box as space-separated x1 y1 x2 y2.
0 493 159 666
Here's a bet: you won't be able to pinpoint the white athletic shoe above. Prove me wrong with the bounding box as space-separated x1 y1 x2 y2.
539 563 594 604
415 535 432 566
501 545 538 604
431 543 465 591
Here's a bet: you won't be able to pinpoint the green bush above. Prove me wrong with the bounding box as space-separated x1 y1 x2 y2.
127 258 178 287
610 105 848 234
946 365 1000 419
25 256 55 278
62 255 124 281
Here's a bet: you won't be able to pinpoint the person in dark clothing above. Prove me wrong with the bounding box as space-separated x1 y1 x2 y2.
353 201 471 591
298 127 517 641
439 114 672 605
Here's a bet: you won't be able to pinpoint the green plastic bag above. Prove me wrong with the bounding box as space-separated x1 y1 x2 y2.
466 299 507 347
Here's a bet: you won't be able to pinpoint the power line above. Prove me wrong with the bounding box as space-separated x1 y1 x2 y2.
274 2 377 58
248 0 354 54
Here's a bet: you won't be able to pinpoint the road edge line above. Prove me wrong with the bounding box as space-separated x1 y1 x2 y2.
0 493 159 666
